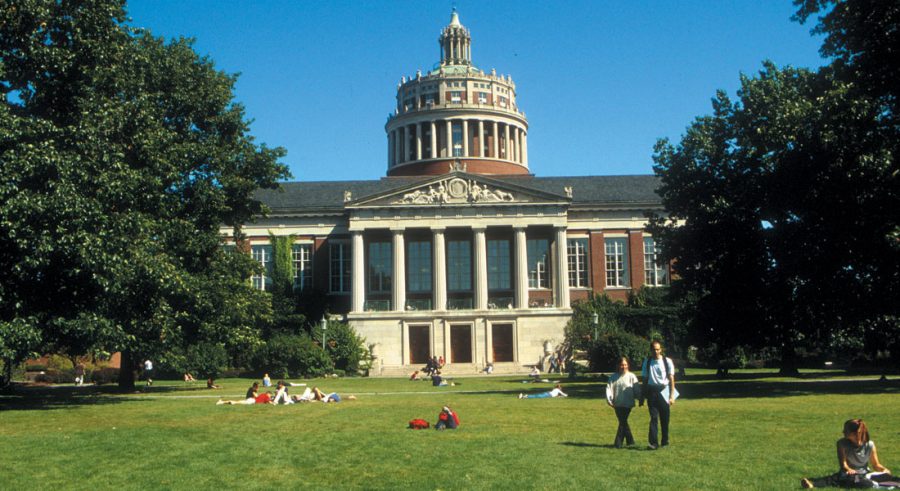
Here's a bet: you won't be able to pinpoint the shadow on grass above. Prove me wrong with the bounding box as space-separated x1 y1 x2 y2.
555 378 900 401
0 383 207 411
559 441 648 451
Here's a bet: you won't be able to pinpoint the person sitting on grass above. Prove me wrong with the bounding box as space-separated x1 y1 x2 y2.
262 373 271 387
410 370 421 381
518 383 568 399
431 370 453 386
529 365 540 380
217 382 259 405
183 372 195 382
206 377 221 389
802 418 900 488
434 406 460 430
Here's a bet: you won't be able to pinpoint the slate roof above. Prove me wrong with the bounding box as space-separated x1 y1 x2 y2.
255 174 662 213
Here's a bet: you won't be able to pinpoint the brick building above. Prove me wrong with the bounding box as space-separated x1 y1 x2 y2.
225 11 668 375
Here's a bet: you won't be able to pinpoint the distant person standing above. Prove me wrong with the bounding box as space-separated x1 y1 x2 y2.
639 341 675 449
74 363 85 386
143 359 154 386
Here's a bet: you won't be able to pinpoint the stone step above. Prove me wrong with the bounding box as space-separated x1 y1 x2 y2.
372 362 532 378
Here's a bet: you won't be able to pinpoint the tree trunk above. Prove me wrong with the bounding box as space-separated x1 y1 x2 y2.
778 344 800 376
118 349 136 390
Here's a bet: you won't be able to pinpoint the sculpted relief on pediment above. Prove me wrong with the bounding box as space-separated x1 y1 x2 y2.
392 177 517 205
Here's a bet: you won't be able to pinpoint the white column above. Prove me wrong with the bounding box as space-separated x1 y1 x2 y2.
392 229 406 311
514 226 529 309
514 127 521 163
433 228 447 311
415 122 422 161
555 226 570 308
462 120 469 157
504 124 510 161
474 227 488 310
442 319 450 363
430 121 437 159
522 131 528 165
445 120 453 158
477 120 484 157
492 121 499 158
352 231 365 312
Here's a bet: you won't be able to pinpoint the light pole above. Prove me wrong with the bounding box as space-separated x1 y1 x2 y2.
321 316 328 346
592 312 599 341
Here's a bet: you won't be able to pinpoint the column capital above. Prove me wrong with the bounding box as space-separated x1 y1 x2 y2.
431 226 447 233
471 226 487 233
390 226 406 233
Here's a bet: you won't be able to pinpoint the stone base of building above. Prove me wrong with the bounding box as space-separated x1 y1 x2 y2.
352 308 572 377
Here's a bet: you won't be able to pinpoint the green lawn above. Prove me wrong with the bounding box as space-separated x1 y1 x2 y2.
2 370 898 490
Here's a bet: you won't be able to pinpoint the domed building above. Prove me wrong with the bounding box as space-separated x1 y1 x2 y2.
227 11 668 376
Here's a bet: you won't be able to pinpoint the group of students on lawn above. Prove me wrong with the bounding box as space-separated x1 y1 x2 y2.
209 339 897 488
217 378 352 405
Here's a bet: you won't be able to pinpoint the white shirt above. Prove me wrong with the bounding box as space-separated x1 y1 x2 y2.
144 360 153 371
642 357 674 386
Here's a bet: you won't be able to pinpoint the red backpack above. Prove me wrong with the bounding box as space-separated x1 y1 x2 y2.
408 418 430 429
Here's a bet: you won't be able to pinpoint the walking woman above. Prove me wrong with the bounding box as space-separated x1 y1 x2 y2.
607 357 640 448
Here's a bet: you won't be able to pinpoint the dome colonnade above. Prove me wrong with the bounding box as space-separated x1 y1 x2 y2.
385 10 528 176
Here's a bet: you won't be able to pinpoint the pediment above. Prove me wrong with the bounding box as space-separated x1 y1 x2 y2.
346 172 569 208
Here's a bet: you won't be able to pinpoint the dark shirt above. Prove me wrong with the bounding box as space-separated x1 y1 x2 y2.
245 386 256 399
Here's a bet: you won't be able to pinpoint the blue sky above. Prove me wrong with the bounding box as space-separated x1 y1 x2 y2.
126 1 826 182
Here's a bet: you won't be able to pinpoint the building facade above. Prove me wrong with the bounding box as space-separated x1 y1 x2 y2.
226 12 667 376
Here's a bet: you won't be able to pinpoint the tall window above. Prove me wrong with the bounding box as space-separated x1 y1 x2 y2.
605 238 629 287
452 122 463 157
567 238 589 288
527 239 549 289
487 239 511 290
407 240 432 293
447 240 472 291
292 244 312 290
644 237 669 286
329 242 350 293
368 242 392 293
250 245 272 291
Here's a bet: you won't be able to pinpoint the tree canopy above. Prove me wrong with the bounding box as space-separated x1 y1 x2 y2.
0 0 289 387
649 0 899 371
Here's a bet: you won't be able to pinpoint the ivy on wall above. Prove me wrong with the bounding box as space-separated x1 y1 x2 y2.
269 234 296 298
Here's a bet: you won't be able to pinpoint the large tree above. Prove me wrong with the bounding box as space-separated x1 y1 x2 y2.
0 0 288 387
649 0 899 372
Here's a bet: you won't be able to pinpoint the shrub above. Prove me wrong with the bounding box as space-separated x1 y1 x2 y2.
91 367 119 385
589 331 650 372
323 321 367 375
256 334 332 378
185 342 229 380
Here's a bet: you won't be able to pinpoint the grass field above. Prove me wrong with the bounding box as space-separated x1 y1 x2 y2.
2 369 899 490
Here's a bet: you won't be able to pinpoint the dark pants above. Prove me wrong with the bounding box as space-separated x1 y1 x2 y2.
647 386 670 447
807 472 900 488
613 407 634 447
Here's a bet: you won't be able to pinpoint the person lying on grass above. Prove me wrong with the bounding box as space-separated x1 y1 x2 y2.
273 381 293 405
216 382 271 405
207 377 221 389
518 383 568 399
802 418 900 488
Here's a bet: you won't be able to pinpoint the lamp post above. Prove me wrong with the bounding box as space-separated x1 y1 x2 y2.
321 316 328 346
592 312 599 341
